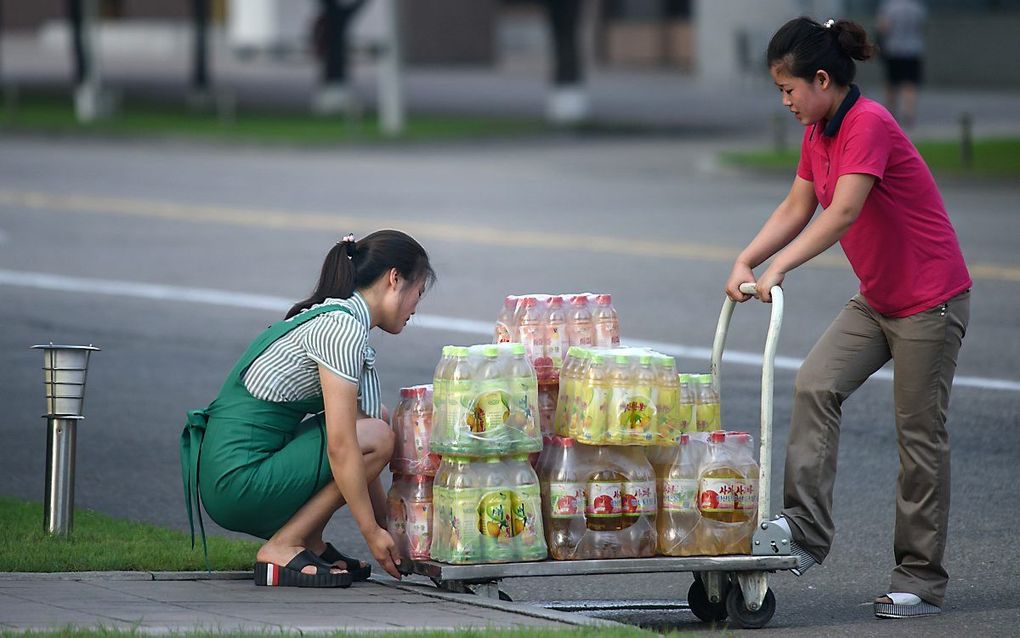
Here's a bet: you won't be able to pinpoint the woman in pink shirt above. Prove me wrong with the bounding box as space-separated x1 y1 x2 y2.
725 16 970 619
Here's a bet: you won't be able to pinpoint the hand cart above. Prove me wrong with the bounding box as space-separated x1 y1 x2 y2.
410 283 795 629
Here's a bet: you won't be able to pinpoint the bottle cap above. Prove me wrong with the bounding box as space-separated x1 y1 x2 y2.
657 356 676 367
549 295 564 306
482 345 499 357
562 437 574 447
510 343 526 356
591 354 605 364
639 355 653 365
411 385 428 397
570 294 588 306
709 431 726 443
521 296 537 307
615 354 630 365
595 293 612 305
680 433 690 445
441 345 452 357
400 387 414 398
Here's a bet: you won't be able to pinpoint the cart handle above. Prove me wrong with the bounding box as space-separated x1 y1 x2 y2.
710 282 784 526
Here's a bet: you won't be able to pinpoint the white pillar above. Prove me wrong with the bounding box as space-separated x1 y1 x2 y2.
378 0 405 137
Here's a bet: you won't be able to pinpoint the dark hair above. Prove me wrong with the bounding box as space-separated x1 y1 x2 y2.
767 17 875 86
286 229 436 319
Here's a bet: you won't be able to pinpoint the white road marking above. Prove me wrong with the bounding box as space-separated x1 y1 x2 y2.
2 268 1017 392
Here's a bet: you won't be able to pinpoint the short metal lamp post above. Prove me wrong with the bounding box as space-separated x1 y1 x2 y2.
31 343 100 536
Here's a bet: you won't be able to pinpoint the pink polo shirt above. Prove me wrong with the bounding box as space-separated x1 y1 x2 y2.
796 92 972 317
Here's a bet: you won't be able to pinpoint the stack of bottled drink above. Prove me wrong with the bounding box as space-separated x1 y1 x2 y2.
537 437 658 559
387 384 439 563
554 347 685 445
429 344 548 564
651 431 759 556
494 293 621 364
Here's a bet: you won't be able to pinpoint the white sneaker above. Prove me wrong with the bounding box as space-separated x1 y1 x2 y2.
545 85 590 125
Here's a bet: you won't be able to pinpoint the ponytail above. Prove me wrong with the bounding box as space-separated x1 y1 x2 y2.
767 17 876 86
286 229 436 319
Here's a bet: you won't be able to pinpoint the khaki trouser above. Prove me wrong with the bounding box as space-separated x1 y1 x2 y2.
782 290 970 607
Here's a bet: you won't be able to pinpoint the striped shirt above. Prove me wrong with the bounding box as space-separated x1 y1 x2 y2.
242 292 381 418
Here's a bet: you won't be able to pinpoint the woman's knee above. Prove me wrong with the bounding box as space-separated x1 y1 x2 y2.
360 417 395 459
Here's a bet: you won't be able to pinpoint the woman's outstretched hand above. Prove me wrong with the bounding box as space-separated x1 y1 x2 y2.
365 525 402 579
725 261 756 302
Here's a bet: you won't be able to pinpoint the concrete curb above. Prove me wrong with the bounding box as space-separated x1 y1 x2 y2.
0 571 617 629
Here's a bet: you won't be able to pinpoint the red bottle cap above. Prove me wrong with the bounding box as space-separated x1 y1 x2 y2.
709 431 726 443
400 387 414 398
549 295 564 306
595 294 612 305
561 437 574 447
570 295 588 306
680 433 690 445
521 296 537 307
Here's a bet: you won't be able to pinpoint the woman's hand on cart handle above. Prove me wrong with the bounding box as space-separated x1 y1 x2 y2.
754 267 785 303
726 262 757 302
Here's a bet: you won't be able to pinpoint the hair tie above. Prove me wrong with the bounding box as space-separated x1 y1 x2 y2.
338 233 356 260
823 19 835 29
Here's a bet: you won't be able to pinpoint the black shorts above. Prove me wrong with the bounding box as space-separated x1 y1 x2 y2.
884 56 923 86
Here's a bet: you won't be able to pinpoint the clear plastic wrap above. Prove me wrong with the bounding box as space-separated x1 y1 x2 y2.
538 438 657 560
554 347 685 445
430 344 541 457
386 474 434 561
492 293 620 367
430 456 547 564
390 384 441 476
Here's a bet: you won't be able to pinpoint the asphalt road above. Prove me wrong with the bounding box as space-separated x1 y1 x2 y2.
1 135 1018 636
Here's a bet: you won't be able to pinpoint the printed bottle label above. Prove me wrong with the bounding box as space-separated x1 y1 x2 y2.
698 477 752 513
585 481 622 517
622 480 657 515
548 482 585 518
662 478 698 512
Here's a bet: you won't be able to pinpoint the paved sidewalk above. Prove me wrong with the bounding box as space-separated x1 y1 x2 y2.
0 571 611 633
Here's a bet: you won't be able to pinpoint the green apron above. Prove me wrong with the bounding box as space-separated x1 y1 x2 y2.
179 304 353 563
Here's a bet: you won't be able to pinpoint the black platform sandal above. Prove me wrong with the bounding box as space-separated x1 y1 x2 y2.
319 543 372 581
254 548 352 588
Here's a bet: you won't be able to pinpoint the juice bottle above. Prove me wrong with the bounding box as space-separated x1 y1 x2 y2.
545 295 569 368
430 460 449 561
585 447 625 532
592 293 621 348
537 376 559 441
725 431 759 555
697 431 747 555
629 355 658 445
477 458 515 563
443 456 483 563
653 356 681 445
578 354 608 444
541 437 586 560
508 343 540 452
566 294 595 348
677 373 695 433
517 296 545 360
509 455 547 561
445 348 475 455
494 295 517 344
566 349 591 439
386 474 409 562
430 347 451 451
659 434 701 556
410 385 440 475
470 346 512 456
390 389 411 474
694 373 721 432
620 445 657 556
405 474 434 559
606 354 632 444
553 347 577 437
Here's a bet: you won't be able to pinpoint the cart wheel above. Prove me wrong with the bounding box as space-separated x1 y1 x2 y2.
498 590 513 602
687 579 728 623
725 585 776 629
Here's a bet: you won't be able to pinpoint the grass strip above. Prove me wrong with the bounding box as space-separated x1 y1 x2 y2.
1 629 675 638
0 496 258 572
721 137 1020 178
0 94 546 145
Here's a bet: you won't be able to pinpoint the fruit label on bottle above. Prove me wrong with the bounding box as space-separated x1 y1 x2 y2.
478 490 514 540
406 500 433 559
468 390 511 434
495 322 512 344
388 497 407 535
549 482 585 518
570 322 594 347
677 402 694 432
662 478 698 512
445 487 484 563
622 480 656 515
510 485 542 543
612 392 656 443
655 387 681 441
585 481 622 517
696 403 720 431
732 478 758 511
547 324 567 361
578 386 607 443
698 478 747 513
